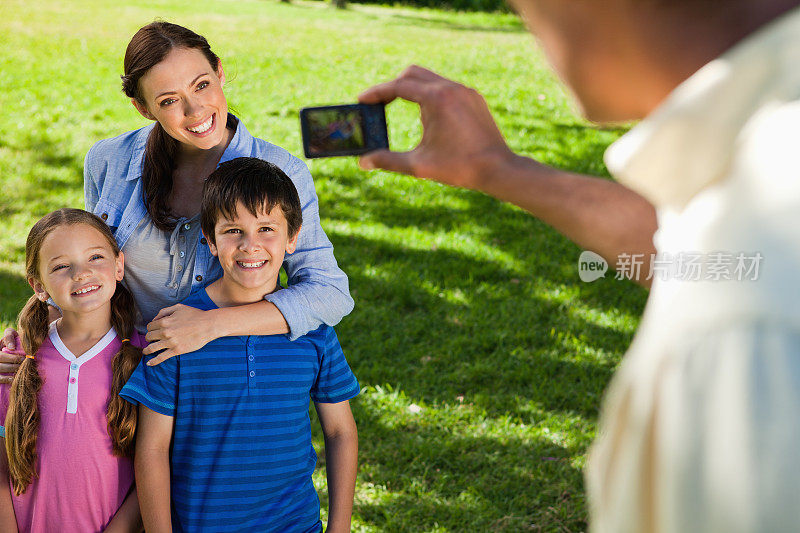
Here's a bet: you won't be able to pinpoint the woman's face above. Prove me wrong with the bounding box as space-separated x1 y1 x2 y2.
134 47 229 152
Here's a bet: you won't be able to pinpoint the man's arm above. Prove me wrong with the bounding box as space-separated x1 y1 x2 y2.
0 438 19 531
135 405 174 533
358 65 657 287
315 400 358 533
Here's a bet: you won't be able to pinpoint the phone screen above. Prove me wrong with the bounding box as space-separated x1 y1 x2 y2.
300 103 388 158
305 108 366 156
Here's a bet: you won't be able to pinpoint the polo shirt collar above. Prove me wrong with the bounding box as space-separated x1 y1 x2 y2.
604 7 800 211
125 114 253 182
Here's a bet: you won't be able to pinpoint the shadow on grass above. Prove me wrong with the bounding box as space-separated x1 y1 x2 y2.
384 13 526 34
0 269 29 330
0 135 84 218
320 400 587 531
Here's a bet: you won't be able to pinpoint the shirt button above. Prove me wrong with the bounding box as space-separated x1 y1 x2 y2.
249 371 255 378
177 265 183 272
71 364 78 370
195 275 203 282
248 355 254 362
184 223 191 231
69 377 76 384
172 283 178 289
101 213 108 220
179 251 185 258
201 238 207 245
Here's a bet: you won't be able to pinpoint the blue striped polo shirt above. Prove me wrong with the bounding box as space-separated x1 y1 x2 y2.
120 288 359 532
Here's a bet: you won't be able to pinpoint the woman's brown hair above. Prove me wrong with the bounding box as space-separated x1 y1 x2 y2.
5 208 142 495
121 21 235 231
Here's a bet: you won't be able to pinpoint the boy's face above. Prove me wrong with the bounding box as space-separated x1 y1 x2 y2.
207 201 299 303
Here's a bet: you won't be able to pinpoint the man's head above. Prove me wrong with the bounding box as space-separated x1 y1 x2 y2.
507 0 796 122
201 157 303 296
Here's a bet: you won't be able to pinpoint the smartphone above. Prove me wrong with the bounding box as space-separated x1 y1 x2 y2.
300 103 389 159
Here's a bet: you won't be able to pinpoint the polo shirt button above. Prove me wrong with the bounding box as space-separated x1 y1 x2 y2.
71 364 78 370
249 371 255 378
101 213 108 220
69 377 76 384
195 275 203 282
179 251 185 258
248 355 254 362
184 223 191 231
201 238 207 245
177 265 183 272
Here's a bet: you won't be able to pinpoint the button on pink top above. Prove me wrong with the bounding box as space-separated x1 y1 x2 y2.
0 322 145 533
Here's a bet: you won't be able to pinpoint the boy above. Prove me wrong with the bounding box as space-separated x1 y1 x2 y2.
121 157 359 532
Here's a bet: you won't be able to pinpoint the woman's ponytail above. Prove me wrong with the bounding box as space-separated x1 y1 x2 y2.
5 295 48 495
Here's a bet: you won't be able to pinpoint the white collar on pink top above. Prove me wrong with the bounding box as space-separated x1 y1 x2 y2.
48 321 117 414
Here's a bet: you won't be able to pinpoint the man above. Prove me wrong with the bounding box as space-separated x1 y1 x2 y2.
358 1 800 531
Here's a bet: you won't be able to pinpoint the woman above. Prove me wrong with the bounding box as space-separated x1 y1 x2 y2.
2 21 353 364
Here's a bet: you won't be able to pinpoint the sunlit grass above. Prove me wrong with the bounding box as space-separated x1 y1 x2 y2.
0 0 646 530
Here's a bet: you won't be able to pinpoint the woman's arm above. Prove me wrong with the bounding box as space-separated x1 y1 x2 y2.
135 405 174 533
0 439 19 531
315 400 358 533
104 485 143 533
142 300 287 362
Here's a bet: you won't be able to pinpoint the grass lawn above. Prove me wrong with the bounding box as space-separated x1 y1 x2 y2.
0 0 647 530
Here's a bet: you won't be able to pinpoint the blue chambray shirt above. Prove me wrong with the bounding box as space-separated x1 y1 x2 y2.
84 115 353 340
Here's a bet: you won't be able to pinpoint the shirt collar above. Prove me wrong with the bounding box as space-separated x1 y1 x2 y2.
604 7 800 210
126 114 253 182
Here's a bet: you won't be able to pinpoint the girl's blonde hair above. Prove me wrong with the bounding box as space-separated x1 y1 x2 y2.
6 208 142 495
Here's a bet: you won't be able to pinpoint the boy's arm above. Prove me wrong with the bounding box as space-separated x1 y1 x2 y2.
135 405 174 533
315 400 358 533
104 485 143 533
0 438 19 531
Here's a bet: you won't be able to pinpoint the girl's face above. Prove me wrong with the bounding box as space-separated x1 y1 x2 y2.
133 47 229 153
30 224 124 317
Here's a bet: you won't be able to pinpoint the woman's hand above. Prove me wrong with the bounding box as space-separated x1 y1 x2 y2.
0 330 24 384
144 305 218 366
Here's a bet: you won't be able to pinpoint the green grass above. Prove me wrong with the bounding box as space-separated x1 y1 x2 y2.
0 0 647 530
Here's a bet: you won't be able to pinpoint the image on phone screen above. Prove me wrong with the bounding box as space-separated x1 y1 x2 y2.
300 103 388 158
307 109 365 155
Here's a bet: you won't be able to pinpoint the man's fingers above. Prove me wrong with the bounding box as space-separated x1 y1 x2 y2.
146 350 179 366
359 69 445 106
359 149 417 176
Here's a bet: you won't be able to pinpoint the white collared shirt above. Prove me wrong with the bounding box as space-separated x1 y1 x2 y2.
587 7 800 533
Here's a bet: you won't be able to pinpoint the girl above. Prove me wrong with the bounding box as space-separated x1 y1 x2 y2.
0 208 143 532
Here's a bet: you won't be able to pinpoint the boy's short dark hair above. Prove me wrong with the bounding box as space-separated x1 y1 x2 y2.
201 157 303 245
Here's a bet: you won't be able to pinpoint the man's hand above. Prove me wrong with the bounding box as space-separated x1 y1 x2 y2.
358 65 515 190
144 304 217 366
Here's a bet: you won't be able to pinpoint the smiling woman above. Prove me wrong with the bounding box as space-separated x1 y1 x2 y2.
2 21 354 365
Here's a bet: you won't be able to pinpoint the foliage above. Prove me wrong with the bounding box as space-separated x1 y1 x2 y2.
0 0 646 530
